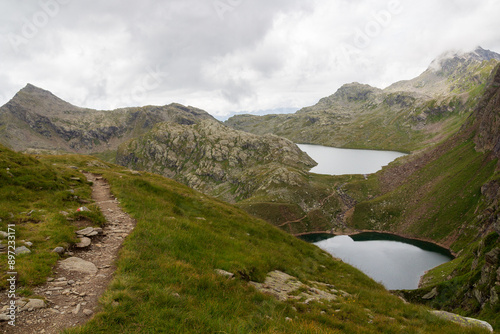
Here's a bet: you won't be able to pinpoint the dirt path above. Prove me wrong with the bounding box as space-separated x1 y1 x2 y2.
0 173 135 333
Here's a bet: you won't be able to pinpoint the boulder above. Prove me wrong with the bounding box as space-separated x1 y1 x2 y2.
430 310 493 332
59 257 98 275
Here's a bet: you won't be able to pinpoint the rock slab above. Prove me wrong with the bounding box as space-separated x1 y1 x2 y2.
59 257 98 276
430 310 493 332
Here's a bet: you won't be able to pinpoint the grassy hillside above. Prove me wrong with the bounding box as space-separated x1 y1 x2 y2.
0 147 488 333
0 145 105 289
342 64 500 329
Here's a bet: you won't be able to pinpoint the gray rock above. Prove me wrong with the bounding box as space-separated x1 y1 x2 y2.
21 299 46 312
15 246 31 255
72 304 81 315
0 231 8 239
83 309 93 316
75 227 94 236
52 247 65 254
214 269 234 279
59 257 98 275
76 237 91 248
24 241 33 247
422 287 438 300
430 310 493 332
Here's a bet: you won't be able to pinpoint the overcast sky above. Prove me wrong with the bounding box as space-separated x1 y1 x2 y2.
1 0 500 117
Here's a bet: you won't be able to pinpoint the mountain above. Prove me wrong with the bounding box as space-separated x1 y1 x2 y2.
0 144 487 333
0 84 214 154
343 63 500 326
116 119 316 202
226 47 500 152
0 84 331 218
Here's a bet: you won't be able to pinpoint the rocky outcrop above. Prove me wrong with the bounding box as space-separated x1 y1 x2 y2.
248 270 350 303
474 64 500 159
430 310 493 332
116 119 316 202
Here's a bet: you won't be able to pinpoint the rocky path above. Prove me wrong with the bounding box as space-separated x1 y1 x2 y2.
0 173 135 333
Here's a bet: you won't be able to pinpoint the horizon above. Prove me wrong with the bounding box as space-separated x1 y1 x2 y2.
1 1 500 117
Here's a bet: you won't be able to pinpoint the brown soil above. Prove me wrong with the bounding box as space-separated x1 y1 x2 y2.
0 173 135 333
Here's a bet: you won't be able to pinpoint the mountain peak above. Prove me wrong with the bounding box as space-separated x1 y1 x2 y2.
7 83 81 115
429 46 500 72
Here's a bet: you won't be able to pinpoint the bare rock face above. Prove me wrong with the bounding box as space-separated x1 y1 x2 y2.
116 119 316 202
474 64 500 159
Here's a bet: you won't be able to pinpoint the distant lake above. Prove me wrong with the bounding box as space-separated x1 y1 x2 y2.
306 233 453 290
297 144 406 175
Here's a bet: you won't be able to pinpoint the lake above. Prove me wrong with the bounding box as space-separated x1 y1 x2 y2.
297 144 406 175
306 233 453 290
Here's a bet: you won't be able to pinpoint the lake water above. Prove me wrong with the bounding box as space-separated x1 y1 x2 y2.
306 233 453 290
297 144 406 175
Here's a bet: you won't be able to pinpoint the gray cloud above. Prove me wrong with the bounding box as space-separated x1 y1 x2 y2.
0 0 499 116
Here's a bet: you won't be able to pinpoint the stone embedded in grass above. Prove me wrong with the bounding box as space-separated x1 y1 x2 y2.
52 247 65 254
15 246 31 254
430 310 493 332
0 231 8 238
215 269 235 279
422 287 438 300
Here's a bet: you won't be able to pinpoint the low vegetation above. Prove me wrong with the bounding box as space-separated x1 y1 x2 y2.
0 147 488 333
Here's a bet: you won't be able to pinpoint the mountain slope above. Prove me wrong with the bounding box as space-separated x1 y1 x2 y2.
343 64 500 328
0 84 214 154
116 119 316 203
0 146 489 333
226 47 500 152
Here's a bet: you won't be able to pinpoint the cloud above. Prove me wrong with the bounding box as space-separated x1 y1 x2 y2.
0 0 499 116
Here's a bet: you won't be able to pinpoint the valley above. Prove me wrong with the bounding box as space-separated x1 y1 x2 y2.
0 47 499 332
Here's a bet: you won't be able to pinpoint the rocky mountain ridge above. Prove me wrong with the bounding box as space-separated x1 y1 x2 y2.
0 84 214 154
226 47 500 152
116 119 316 202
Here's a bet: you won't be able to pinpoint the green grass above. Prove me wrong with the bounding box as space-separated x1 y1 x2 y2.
0 145 105 289
0 147 490 333
350 138 498 249
8 153 478 333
